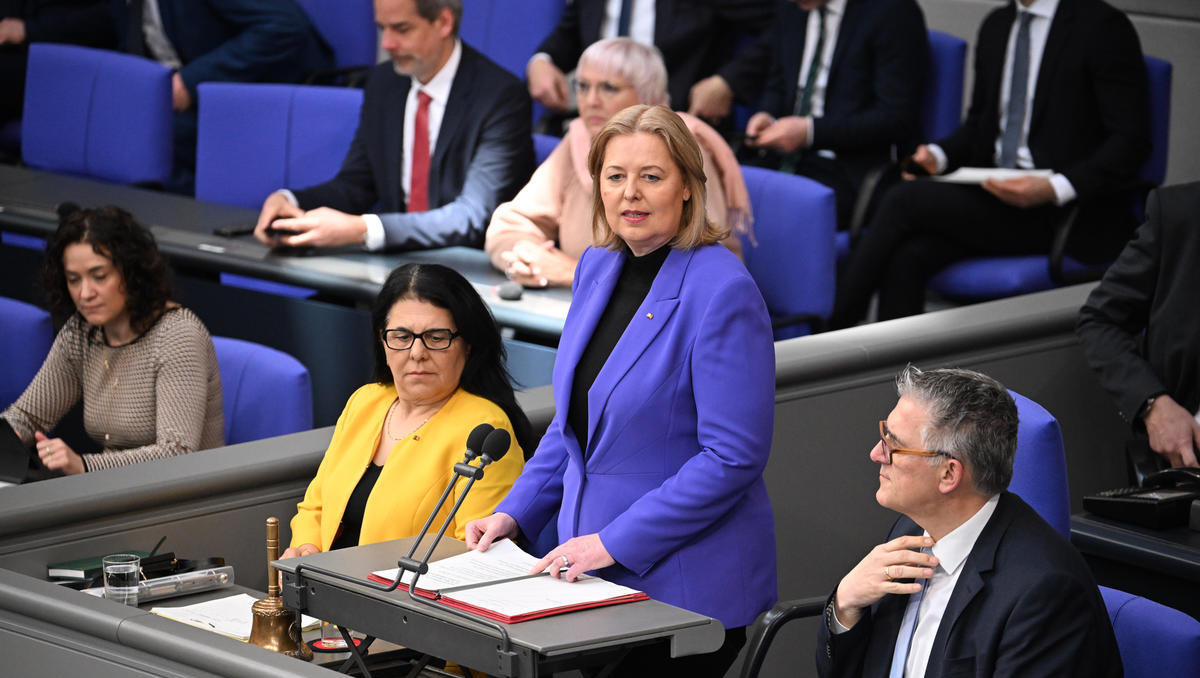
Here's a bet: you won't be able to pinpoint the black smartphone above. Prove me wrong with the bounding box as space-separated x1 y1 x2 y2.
212 223 256 238
264 219 301 237
900 156 931 177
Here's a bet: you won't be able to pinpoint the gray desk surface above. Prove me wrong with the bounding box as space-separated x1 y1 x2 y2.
1071 512 1200 581
0 165 571 337
275 537 723 676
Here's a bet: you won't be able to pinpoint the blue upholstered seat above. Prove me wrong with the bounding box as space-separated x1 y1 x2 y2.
22 44 172 186
1101 586 1200 678
533 133 559 165
1006 390 1070 538
740 166 836 339
211 336 313 445
0 296 54 410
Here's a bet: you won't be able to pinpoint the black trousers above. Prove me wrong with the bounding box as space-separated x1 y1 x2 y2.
830 180 1064 327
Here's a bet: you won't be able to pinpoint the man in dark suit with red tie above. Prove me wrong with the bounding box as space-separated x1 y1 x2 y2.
831 0 1150 327
254 0 534 251
818 366 1119 677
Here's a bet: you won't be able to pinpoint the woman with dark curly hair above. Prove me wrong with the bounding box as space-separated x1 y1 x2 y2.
1 206 223 475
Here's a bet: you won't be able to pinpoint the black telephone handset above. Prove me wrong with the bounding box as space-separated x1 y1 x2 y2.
1142 467 1200 490
1084 465 1200 529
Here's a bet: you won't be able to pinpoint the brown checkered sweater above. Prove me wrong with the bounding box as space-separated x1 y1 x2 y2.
3 307 224 471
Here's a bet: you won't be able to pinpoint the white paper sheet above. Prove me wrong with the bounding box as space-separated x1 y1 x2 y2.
151 593 318 640
372 538 543 591
929 167 1054 184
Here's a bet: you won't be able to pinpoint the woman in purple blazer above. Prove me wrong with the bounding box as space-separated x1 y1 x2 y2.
467 104 776 676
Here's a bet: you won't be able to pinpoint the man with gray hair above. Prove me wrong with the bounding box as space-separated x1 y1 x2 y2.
818 366 1119 677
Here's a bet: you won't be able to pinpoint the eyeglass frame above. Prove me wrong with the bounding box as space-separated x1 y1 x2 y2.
573 76 631 100
380 327 460 351
878 420 953 464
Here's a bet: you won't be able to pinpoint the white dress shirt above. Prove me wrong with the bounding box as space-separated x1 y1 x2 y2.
796 0 846 150
600 0 655 45
831 494 1001 678
141 0 182 70
928 0 1075 206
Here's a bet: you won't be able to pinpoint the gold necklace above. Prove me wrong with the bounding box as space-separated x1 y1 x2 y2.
385 400 432 442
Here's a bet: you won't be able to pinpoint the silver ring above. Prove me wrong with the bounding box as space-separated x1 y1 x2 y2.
561 555 570 567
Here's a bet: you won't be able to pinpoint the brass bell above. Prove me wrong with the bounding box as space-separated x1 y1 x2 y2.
248 517 312 661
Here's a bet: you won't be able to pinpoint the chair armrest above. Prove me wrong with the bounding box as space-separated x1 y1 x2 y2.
304 65 370 88
847 163 894 247
740 595 828 678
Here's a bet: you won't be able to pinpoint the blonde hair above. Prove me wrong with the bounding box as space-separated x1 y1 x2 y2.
577 38 669 106
587 104 728 251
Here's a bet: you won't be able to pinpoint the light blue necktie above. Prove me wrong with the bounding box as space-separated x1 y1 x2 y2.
888 549 931 678
998 11 1034 168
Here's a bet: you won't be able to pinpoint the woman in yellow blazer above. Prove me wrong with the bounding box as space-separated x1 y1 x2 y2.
284 264 531 556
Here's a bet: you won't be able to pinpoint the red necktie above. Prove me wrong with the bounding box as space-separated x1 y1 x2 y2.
409 90 432 213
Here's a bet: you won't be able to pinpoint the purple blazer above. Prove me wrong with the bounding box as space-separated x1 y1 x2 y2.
496 244 778 628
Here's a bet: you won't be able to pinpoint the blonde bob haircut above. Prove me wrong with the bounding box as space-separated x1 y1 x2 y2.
587 104 729 252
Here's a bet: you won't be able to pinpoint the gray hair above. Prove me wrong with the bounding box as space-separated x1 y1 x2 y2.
578 37 669 107
894 365 1018 496
415 0 462 34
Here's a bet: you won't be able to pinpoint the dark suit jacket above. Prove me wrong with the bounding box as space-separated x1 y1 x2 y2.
817 492 1121 678
937 0 1149 260
111 0 332 96
1077 183 1200 425
536 0 773 110
3 0 114 46
292 44 535 250
757 0 927 187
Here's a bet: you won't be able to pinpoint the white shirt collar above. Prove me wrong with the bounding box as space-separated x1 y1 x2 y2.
928 494 1000 576
823 0 847 18
401 39 462 103
1019 0 1059 21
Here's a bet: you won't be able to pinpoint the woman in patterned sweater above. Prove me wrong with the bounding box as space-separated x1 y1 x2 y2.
2 206 223 475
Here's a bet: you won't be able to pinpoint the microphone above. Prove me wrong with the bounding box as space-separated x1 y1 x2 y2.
476 428 510 467
462 423 493 463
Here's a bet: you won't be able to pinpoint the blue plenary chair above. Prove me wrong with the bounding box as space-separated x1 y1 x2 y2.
740 166 837 340
0 297 54 410
1006 391 1070 538
196 82 362 299
503 338 556 390
927 55 1172 302
211 336 313 445
1102 586 1200 678
533 133 559 165
294 0 376 85
460 0 564 126
22 44 172 187
840 30 967 258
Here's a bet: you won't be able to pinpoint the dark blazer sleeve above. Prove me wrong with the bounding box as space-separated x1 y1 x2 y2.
816 589 873 678
756 0 805 117
289 63 391 218
23 0 115 47
174 0 332 94
935 8 1006 168
809 0 927 153
1053 4 1148 201
1076 189 1167 423
534 0 589 71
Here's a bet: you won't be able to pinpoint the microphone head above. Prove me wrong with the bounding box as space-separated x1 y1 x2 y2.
479 428 511 465
463 423 494 461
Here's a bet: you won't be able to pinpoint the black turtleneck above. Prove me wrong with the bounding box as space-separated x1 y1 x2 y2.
569 245 670 458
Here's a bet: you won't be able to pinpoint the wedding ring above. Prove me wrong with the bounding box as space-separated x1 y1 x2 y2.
883 566 893 581
561 555 570 567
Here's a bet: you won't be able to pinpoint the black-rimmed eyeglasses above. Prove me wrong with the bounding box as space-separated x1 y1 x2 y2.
381 328 459 351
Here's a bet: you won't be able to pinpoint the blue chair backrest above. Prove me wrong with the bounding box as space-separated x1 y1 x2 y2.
22 44 172 186
533 133 560 165
293 0 377 70
922 31 967 142
1101 586 1200 678
0 297 54 410
739 166 836 340
1005 390 1070 538
459 0 565 78
1134 56 1172 221
211 336 313 445
503 338 557 390
196 83 363 209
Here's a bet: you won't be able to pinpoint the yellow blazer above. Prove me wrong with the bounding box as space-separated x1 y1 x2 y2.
289 384 524 551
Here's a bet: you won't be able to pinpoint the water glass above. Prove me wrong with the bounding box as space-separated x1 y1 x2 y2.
102 553 141 606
